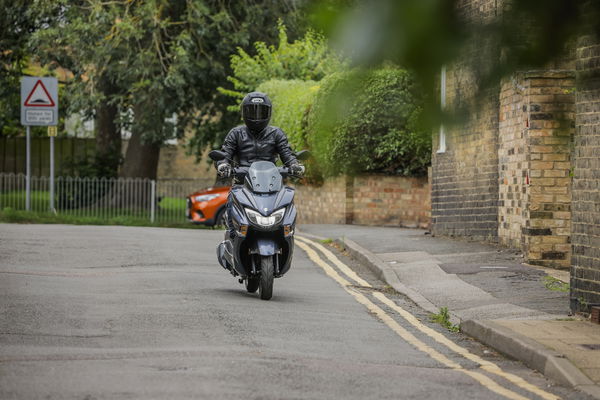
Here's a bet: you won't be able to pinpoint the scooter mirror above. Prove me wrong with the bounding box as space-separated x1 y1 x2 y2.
209 150 227 161
295 150 311 161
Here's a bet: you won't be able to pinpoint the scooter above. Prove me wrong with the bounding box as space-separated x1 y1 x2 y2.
208 150 309 300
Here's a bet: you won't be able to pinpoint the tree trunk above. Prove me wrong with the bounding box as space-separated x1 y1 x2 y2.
120 128 161 180
95 77 121 178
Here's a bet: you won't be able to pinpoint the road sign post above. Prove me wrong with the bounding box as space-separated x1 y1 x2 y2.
48 126 57 212
26 126 31 210
21 77 58 212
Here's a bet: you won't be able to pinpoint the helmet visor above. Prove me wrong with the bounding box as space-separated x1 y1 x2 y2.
243 104 271 120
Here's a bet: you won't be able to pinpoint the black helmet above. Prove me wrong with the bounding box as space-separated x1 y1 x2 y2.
241 92 272 134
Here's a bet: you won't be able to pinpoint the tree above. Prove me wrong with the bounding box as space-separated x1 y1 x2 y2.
31 0 306 179
0 0 46 136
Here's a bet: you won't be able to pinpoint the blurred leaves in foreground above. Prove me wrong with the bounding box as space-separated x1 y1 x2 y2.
309 0 600 128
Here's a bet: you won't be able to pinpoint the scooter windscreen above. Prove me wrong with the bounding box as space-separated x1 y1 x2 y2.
245 161 282 193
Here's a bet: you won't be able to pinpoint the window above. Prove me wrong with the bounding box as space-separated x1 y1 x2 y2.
437 65 447 153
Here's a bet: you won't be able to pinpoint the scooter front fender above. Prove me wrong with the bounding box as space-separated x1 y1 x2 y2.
253 238 278 256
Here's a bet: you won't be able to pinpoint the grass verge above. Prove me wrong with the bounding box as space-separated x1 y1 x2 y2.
0 208 210 230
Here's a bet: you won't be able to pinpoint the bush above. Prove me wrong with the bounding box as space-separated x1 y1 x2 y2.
256 79 320 150
218 22 344 112
307 66 431 177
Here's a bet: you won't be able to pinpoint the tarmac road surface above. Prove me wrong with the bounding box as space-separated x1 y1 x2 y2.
0 224 592 399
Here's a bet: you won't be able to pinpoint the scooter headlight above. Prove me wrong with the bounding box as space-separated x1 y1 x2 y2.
245 208 285 227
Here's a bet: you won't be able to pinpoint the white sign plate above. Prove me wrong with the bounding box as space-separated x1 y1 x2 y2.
21 77 58 126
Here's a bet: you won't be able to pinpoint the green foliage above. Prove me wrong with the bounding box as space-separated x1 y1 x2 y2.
256 79 320 150
0 0 61 136
430 307 460 333
218 22 344 113
307 66 431 177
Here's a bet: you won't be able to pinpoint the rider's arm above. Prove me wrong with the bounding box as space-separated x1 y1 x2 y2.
218 128 238 167
274 128 298 167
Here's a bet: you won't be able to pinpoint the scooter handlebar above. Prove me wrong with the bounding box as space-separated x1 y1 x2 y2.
231 166 293 179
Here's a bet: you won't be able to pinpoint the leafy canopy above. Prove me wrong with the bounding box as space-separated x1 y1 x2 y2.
31 0 305 146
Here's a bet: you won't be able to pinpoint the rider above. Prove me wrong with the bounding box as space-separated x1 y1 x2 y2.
216 91 305 236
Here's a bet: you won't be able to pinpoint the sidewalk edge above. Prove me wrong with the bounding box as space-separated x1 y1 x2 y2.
339 236 440 316
461 319 600 398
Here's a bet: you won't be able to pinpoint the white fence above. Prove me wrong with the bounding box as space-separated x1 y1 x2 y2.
0 173 213 224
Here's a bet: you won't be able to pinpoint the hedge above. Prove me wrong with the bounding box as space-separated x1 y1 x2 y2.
256 79 320 151
307 66 431 177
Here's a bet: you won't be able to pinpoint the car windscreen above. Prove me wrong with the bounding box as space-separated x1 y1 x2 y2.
245 161 282 193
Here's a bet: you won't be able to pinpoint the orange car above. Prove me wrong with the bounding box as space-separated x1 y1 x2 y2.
186 185 230 226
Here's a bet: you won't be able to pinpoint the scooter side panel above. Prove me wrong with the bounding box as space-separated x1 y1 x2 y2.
282 204 297 226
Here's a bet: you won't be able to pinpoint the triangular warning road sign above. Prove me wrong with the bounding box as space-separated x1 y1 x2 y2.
24 80 56 107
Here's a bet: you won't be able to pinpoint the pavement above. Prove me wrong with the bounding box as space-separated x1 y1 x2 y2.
299 224 600 399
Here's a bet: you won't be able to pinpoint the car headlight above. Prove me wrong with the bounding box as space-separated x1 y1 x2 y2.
245 208 285 227
194 194 220 202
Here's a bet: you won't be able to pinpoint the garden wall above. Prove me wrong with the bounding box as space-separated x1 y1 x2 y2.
295 174 430 229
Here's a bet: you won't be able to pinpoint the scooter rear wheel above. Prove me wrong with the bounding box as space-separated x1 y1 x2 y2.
245 276 259 293
259 256 274 300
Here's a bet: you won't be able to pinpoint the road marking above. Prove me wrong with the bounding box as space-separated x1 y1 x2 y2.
296 237 560 400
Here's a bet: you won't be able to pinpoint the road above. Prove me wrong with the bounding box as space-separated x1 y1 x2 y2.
0 224 590 399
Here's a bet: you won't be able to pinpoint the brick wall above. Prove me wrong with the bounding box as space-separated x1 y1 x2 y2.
295 175 430 228
498 72 575 268
431 77 500 241
294 176 348 225
571 36 600 311
431 0 501 241
498 77 528 248
352 175 430 228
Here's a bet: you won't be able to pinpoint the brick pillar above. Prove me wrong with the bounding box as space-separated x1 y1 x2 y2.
498 71 575 269
523 71 575 269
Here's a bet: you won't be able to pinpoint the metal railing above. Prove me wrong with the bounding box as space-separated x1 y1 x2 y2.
0 173 213 224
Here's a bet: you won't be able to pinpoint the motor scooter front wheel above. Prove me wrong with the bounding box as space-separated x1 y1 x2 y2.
259 256 274 300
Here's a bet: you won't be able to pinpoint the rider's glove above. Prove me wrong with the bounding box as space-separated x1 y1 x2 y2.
290 163 305 177
217 163 232 178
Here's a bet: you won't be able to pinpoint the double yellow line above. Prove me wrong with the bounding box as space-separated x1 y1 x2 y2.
295 236 560 400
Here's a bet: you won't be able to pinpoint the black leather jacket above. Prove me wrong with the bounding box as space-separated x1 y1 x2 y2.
218 125 298 167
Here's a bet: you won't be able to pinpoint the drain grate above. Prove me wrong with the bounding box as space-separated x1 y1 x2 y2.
579 344 600 351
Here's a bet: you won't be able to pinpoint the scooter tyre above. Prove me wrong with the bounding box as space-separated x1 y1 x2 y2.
245 276 259 293
259 256 274 300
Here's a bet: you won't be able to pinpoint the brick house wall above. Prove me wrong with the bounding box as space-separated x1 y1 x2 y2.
431 0 502 241
571 36 600 310
432 82 500 240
